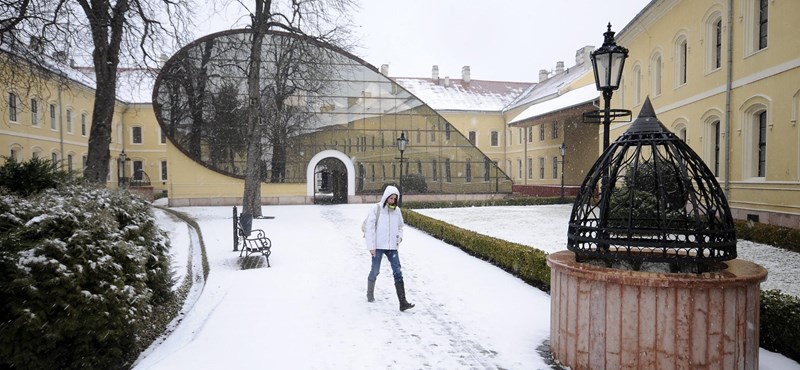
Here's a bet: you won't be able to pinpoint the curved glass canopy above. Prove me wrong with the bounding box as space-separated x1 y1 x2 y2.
153 30 511 194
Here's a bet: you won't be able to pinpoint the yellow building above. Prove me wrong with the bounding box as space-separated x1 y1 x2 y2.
611 0 800 228
3 0 798 229
0 53 166 199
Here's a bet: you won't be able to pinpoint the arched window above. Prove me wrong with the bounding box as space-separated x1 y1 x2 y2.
674 34 689 86
741 98 770 179
650 53 662 97
703 9 724 74
744 0 769 55
9 144 22 161
66 108 73 133
672 119 688 142
7 91 18 122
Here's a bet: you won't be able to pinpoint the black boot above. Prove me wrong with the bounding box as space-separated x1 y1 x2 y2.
395 281 415 311
367 279 376 302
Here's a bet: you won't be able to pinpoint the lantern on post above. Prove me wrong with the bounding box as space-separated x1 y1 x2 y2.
396 132 408 207
590 22 629 151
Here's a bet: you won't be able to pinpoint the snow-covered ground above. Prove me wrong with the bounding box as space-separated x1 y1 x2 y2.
136 203 800 369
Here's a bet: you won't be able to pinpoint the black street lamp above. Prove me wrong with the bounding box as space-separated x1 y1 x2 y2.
118 150 128 188
559 143 567 201
590 23 629 151
396 132 408 207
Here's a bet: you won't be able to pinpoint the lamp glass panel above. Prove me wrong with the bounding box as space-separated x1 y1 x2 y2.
594 53 611 88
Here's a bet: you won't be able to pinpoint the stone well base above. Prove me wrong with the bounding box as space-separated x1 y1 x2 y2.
547 250 767 370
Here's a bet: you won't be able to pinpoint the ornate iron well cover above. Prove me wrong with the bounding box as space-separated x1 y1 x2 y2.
567 97 736 272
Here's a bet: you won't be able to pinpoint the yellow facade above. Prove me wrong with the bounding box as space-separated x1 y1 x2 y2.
3 0 799 227
614 0 800 227
0 56 166 195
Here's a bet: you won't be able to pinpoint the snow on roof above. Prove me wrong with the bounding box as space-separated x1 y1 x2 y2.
116 69 157 104
509 84 599 124
505 61 593 111
393 78 532 112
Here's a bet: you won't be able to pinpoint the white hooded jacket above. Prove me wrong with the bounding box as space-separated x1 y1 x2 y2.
364 185 404 251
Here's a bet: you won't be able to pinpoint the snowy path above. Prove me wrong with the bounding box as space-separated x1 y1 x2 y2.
138 204 800 370
136 204 551 369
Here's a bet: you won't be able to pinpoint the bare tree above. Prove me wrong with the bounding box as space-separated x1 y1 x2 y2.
0 0 193 184
240 0 356 216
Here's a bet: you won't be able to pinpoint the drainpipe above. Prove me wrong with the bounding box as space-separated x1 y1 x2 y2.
58 79 65 170
724 0 733 197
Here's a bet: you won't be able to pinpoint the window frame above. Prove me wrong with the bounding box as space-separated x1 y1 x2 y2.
81 113 88 136
8 92 18 122
131 126 143 144
66 108 73 133
551 122 559 140
30 98 39 126
49 103 58 130
650 52 662 97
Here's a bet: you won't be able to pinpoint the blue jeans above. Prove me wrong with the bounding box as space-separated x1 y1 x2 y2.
368 249 403 283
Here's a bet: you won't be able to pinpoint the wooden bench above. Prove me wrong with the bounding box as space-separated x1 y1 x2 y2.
233 208 272 267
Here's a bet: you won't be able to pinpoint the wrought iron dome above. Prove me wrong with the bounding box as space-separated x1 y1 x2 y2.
567 97 736 272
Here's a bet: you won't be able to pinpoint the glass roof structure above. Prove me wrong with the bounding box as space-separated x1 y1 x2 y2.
153 30 511 195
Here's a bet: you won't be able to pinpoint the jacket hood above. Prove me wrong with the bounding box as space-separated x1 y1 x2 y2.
380 185 400 206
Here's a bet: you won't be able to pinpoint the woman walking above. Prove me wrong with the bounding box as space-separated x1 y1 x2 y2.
364 185 414 311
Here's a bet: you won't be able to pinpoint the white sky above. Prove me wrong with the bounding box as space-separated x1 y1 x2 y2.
192 0 653 82
136 203 800 369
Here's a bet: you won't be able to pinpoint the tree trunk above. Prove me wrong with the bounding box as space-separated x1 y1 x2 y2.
83 0 129 185
242 1 270 217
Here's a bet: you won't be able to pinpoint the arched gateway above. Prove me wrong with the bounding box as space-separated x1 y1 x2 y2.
306 150 354 204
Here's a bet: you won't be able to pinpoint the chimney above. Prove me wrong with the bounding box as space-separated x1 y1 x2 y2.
444 76 450 87
575 46 595 65
539 69 549 82
461 65 471 83
432 65 439 83
555 61 565 74
380 64 389 76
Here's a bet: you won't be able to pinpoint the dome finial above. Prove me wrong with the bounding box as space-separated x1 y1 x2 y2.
627 96 664 133
639 96 655 118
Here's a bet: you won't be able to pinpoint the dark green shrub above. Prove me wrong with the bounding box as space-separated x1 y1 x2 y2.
736 220 800 254
0 185 173 369
405 196 566 209
0 157 74 196
401 173 428 193
760 290 800 362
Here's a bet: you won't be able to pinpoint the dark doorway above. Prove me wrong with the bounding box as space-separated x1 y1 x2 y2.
314 157 347 204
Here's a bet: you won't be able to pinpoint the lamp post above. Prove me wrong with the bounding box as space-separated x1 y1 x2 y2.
559 143 567 202
118 150 127 188
396 132 407 207
590 23 629 151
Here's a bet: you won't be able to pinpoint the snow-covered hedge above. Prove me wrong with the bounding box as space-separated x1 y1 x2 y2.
0 185 173 369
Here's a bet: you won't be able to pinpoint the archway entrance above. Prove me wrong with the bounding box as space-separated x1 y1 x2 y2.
313 157 348 204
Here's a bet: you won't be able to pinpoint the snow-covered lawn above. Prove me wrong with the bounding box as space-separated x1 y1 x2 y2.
136 203 800 369
416 204 800 297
